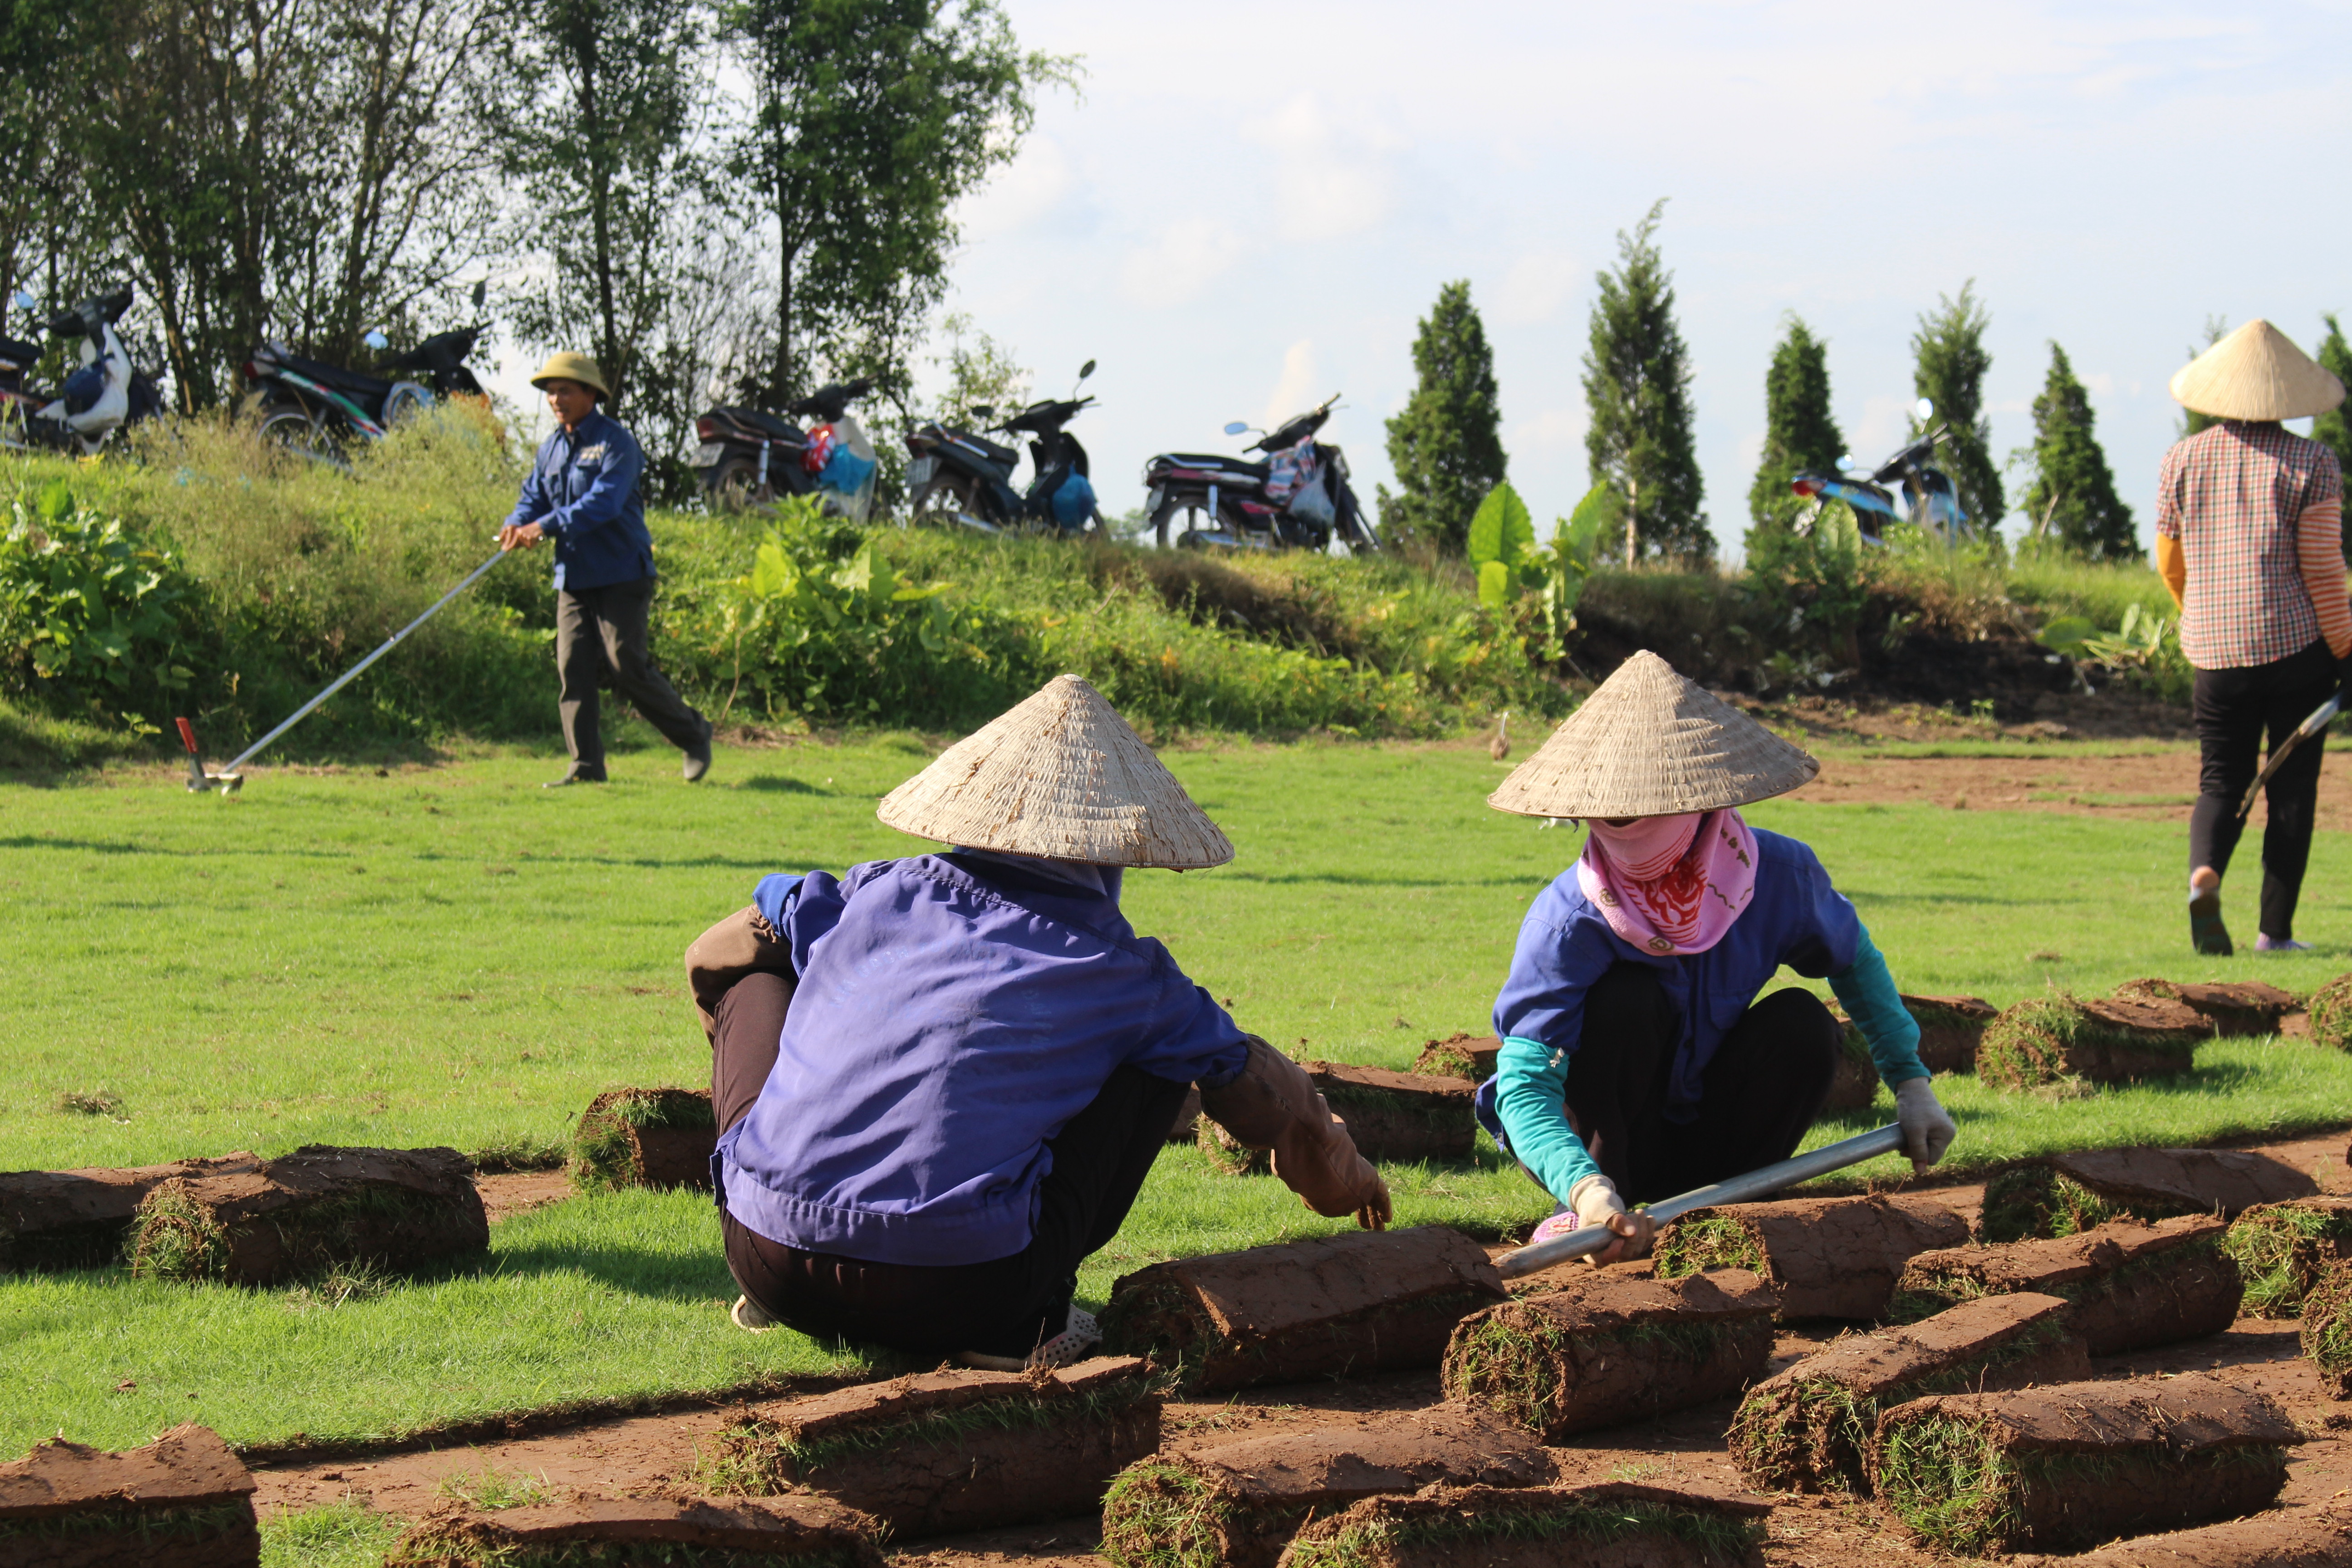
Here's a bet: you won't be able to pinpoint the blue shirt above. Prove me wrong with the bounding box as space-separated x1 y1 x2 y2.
716 853 1252 1267
505 410 654 591
1480 828 1925 1201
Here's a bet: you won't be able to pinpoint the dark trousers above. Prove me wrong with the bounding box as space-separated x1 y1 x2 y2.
555 577 708 774
2189 637 2335 941
1559 964 1841 1206
709 971 1187 1359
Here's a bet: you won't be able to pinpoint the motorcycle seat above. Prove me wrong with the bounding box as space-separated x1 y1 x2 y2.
951 430 1018 466
0 333 38 367
712 404 804 440
1157 452 1269 479
270 350 394 399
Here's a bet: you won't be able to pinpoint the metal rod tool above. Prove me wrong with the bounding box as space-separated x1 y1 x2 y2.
2237 694 2339 823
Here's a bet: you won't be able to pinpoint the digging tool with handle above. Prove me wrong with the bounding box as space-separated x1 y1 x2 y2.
1494 1122 1906 1279
189 544 511 794
2237 694 2339 823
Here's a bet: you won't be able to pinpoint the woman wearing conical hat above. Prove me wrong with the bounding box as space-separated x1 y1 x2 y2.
1479 652 1957 1262
2157 320 2349 956
678 674 1391 1368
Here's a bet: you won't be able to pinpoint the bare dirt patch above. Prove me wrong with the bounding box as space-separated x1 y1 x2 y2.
1788 742 2352 828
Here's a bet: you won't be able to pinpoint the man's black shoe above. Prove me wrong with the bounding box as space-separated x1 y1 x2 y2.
683 725 714 783
544 767 608 789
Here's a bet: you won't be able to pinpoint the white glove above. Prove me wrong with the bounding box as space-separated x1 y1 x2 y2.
1894 1078 1957 1170
1568 1173 1655 1264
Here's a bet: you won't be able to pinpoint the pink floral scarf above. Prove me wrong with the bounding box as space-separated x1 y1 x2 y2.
1575 809 1759 956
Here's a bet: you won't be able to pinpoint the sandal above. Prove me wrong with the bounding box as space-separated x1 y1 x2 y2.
2189 890 2233 956
960 1303 1102 1372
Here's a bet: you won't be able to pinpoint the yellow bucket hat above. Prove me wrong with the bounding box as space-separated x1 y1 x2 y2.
530 352 610 400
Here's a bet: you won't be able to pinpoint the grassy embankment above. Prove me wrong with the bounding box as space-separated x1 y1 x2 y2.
5 736 2352 1459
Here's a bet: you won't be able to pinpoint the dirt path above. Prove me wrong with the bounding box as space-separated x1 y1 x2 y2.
473 1170 573 1223
1792 746 2352 827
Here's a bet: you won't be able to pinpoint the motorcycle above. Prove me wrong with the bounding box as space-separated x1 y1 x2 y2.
246 281 491 461
692 377 880 520
1142 393 1377 552
0 284 165 455
1789 397 1965 543
904 360 1102 535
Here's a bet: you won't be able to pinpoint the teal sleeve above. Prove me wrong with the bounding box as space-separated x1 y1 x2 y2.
1826 927 1928 1088
1494 1034 1600 1201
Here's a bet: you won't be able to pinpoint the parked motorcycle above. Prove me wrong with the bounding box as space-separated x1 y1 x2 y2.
247 281 490 461
0 284 165 455
904 360 1102 535
1142 393 1377 552
692 377 880 520
1789 397 1965 543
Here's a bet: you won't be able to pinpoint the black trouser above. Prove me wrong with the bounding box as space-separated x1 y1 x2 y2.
709 971 1187 1359
1555 964 1841 1206
554 576 708 773
2189 637 2335 942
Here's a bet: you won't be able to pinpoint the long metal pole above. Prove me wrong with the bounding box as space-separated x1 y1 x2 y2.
218 547 509 779
2237 695 2339 823
1495 1122 1907 1279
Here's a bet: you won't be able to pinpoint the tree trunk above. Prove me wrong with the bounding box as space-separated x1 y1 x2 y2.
1623 473 1639 567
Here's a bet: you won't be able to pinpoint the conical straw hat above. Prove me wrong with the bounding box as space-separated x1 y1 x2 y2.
1488 651 1818 818
2170 319 2344 421
877 674 1234 868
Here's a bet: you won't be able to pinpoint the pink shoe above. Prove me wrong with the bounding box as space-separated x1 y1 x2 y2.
1530 1210 1582 1245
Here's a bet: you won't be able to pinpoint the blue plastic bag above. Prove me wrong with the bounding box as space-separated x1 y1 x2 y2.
818 444 876 495
1051 469 1097 529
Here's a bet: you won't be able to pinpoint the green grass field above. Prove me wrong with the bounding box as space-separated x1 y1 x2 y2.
5 731 2352 1459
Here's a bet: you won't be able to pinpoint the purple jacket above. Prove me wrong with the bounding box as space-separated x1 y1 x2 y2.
715 853 1250 1266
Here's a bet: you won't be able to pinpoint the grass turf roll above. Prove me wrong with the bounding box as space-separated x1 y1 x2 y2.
2114 978 2298 1038
1406 1035 1500 1083
1889 1215 2240 1356
1978 994 2208 1092
0 1422 259 1568
1867 1374 2301 1556
1441 1269 1776 1440
1274 1481 1770 1568
1980 1147 2318 1243
568 1086 718 1192
1654 1194 1969 1321
2307 973 2352 1051
383 1495 883 1567
2223 1196 2352 1318
0 1152 264 1274
2303 1258 2352 1400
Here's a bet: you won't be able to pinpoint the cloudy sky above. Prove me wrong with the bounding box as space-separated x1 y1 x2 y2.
917 0 2352 558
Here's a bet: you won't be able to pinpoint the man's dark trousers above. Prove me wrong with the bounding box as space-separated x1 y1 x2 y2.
555 576 708 775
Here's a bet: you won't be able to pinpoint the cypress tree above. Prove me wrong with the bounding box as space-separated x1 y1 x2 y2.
1746 314 1845 550
2313 316 2352 563
2022 342 2137 560
1378 279 1506 555
1583 199 1710 563
1910 282 2004 534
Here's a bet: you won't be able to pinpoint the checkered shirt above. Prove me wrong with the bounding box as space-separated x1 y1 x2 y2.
2156 421 2343 669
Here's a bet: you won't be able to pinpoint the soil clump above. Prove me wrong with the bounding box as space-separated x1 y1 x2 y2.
123 1145 486 1286
2012 1501 2352 1567
1100 1227 1505 1392
1654 1194 1970 1320
2224 1196 2352 1318
2116 979 2300 1038
1097 1405 1553 1568
702 1357 1159 1537
570 1087 717 1192
1891 1215 2242 1356
1728 1292 2088 1493
1406 1035 1500 1084
0 1152 263 1273
1982 1147 2320 1242
0 1422 259 1567
1274 1480 1772 1568
1441 1269 1776 1438
1866 1373 2302 1555
1979 994 2209 1090
383 1494 883 1567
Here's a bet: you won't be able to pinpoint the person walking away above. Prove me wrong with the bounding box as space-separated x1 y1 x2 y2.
679 673 1391 1367
499 353 713 787
2156 320 2349 955
1475 651 1957 1264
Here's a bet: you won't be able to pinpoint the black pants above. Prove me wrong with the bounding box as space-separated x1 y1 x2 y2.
709 971 1187 1359
1557 964 1841 1206
555 577 708 774
2189 637 2335 941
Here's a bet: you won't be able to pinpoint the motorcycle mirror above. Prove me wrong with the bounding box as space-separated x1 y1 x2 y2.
1224 421 1250 436
1837 454 1854 472
470 279 487 311
1914 397 1934 421
363 328 389 351
1077 359 1095 382
10 289 33 311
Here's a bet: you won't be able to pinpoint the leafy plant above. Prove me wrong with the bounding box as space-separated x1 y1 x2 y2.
0 478 201 728
1466 482 1537 609
1466 481 1609 662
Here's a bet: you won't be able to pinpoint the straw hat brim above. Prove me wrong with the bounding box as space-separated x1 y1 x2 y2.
530 353 610 400
1488 651 1818 818
877 674 1234 869
2170 319 2344 421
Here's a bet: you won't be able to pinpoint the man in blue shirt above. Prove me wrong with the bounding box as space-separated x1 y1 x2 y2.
500 353 712 786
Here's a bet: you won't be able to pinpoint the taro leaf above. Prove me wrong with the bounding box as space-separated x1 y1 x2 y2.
1467 482 1535 571
35 478 72 521
2036 615 2096 657
1477 559 1513 609
1558 483 1612 571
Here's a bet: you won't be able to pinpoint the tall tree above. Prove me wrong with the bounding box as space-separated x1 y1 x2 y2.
2021 342 2136 560
1583 199 1709 563
1377 279 1505 555
1910 281 2004 535
720 0 1063 406
1746 314 1844 549
2312 315 2352 562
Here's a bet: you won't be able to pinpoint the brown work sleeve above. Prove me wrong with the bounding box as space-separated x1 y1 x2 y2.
2155 534 2187 612
683 904 796 1043
1199 1036 1391 1229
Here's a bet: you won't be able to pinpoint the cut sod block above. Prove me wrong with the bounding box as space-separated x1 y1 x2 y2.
0 1422 258 1568
2028 1501 2352 1567
570 1086 717 1191
1905 994 1997 1074
1727 1291 2089 1494
0 1152 262 1273
123 1145 487 1287
1201 1066 1474 1169
1890 1215 2241 1357
1866 1374 2302 1556
1274 1481 1772 1568
2306 973 2352 1051
384 1495 883 1568
2116 978 2299 1038
1101 1226 1505 1392
1979 1147 2320 1242
1096 1406 1555 1568
2303 1257 2352 1399
700 1356 1158 1535
1820 1023 1878 1112
1655 1193 1970 1320
1407 1034 1501 1083
1978 994 2210 1091
2225 1196 2352 1318
1441 1269 1777 1439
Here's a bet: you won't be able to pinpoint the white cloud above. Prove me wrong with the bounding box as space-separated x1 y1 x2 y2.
1117 220 1248 308
1512 405 1587 461
1493 252 1583 327
959 134 1077 241
1249 95 1397 243
1263 341 1319 434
